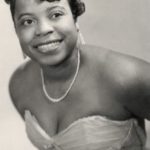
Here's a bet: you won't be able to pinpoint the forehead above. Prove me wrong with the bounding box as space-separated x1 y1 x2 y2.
15 0 68 7
15 0 69 14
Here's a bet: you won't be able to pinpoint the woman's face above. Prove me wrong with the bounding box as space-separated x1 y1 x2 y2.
14 0 78 66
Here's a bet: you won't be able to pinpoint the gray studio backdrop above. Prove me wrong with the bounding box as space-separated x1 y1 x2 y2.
0 0 150 149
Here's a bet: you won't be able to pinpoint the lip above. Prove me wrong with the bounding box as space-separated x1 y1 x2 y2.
33 39 63 53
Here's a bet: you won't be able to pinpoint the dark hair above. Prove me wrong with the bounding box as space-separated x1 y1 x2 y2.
5 0 85 21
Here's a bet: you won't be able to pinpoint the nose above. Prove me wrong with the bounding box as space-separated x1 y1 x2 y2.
35 20 54 37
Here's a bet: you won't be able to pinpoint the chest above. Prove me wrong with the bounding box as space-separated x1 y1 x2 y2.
19 68 130 137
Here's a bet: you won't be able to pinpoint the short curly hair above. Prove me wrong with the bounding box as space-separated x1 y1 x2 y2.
5 0 85 21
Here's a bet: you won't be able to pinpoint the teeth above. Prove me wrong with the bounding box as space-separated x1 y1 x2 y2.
37 41 60 53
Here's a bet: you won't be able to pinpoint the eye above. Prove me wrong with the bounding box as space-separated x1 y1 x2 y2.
21 19 35 26
50 11 64 20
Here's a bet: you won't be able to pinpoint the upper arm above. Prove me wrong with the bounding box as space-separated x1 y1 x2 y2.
124 59 150 120
105 50 150 120
110 52 150 120
9 68 25 118
9 60 31 118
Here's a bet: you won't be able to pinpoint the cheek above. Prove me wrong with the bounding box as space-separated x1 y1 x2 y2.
64 28 78 51
17 28 35 46
62 20 77 39
58 14 77 34
67 25 78 44
17 30 35 55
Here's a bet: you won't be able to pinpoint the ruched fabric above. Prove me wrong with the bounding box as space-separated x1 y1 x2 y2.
25 110 146 150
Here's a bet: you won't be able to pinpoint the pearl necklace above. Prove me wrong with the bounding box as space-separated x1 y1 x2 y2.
41 50 80 103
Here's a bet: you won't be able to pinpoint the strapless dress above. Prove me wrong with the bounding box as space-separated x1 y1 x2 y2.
24 110 146 150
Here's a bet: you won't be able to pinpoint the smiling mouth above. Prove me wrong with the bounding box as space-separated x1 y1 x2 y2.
34 40 62 53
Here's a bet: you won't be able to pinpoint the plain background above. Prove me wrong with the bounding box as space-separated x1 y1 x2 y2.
1 0 150 149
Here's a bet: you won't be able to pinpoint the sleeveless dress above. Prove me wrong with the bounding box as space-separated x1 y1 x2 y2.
24 110 146 150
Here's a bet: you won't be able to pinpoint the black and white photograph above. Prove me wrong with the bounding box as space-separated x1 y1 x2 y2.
1 0 150 149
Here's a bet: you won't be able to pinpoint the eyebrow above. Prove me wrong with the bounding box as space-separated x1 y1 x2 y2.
17 3 65 21
42 0 60 2
46 5 66 13
17 13 33 21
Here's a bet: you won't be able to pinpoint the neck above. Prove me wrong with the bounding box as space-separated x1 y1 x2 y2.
41 48 79 81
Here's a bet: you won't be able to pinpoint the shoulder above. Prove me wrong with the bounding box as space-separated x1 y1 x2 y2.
82 45 150 118
80 44 110 69
9 59 37 115
81 44 150 85
81 44 150 77
104 49 150 87
9 59 34 87
81 44 109 60
9 59 30 85
100 48 150 119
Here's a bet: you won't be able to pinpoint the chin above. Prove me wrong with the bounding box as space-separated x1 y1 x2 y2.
36 54 66 67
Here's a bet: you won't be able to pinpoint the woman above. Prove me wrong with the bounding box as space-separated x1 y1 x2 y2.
5 0 150 149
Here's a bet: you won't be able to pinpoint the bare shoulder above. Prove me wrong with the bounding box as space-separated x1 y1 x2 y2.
104 49 150 86
103 49 150 119
9 59 31 84
9 59 37 115
81 44 109 62
82 45 150 118
80 44 111 71
81 44 150 86
81 44 144 73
